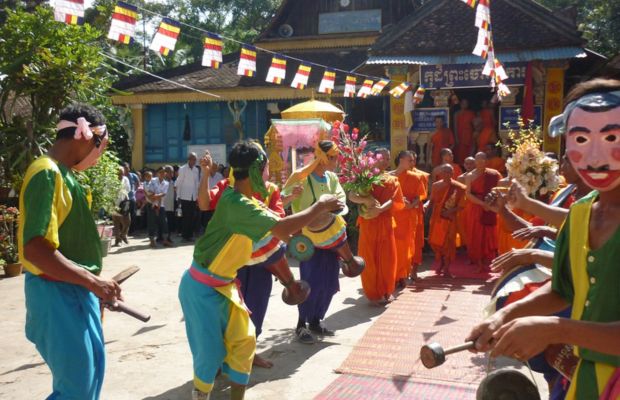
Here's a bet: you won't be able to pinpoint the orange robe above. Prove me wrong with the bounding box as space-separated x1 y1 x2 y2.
487 157 506 175
431 128 455 167
477 127 495 151
497 209 531 255
455 110 476 164
411 168 429 266
428 180 466 263
480 108 495 130
358 175 405 301
394 170 424 282
466 169 501 263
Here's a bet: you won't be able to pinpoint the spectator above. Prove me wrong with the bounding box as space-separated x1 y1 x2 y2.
146 168 172 248
163 165 176 243
175 153 200 242
112 166 131 247
123 162 140 234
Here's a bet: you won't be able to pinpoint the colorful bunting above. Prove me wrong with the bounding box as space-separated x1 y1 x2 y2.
370 79 390 96
265 54 287 84
357 79 373 98
291 63 312 89
344 75 357 98
107 1 137 44
389 82 411 98
472 28 490 58
54 0 84 25
237 45 257 77
461 0 477 8
149 18 180 56
318 69 336 94
475 0 491 30
202 33 223 68
413 86 426 104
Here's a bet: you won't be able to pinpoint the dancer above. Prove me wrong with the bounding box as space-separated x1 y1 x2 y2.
18 103 121 400
179 141 343 400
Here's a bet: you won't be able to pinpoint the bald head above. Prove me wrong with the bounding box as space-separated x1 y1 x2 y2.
474 152 487 170
464 157 475 172
441 163 454 180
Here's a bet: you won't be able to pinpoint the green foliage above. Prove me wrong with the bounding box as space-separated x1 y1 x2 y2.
0 205 20 264
76 150 123 218
537 0 620 57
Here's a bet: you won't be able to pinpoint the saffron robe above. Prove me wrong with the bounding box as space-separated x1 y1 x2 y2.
428 180 466 263
411 168 429 266
358 175 404 301
394 170 424 281
455 110 476 163
466 169 501 263
430 128 455 167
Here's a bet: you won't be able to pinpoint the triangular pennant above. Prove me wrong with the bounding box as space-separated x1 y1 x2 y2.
202 32 223 68
318 69 336 94
237 44 257 77
54 0 84 25
107 1 138 44
461 0 477 8
472 28 489 58
493 58 508 81
344 75 357 98
389 82 411 98
149 18 181 56
413 86 426 104
265 54 287 84
370 79 390 96
357 79 373 98
291 63 312 89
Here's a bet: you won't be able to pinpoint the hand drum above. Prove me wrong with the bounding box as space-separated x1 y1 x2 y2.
288 235 315 262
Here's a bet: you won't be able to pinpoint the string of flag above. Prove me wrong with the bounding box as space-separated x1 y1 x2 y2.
462 0 510 98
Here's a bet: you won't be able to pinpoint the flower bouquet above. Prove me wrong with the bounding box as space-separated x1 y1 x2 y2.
331 121 383 217
504 121 560 198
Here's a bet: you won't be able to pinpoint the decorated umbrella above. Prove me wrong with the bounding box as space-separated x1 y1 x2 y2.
270 118 331 166
281 99 345 123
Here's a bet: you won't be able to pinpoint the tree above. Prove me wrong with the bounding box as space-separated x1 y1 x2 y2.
537 0 620 57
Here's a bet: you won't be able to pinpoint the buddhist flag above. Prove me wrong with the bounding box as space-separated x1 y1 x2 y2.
149 18 181 56
344 75 357 97
493 58 508 81
370 79 390 96
389 82 411 98
461 0 477 8
54 0 84 25
497 82 511 98
413 86 426 104
291 63 312 89
107 1 138 44
472 28 490 58
475 0 491 30
237 45 257 77
202 33 223 68
265 54 287 84
318 69 336 94
357 79 373 98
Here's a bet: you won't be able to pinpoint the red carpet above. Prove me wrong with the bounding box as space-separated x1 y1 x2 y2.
317 254 497 399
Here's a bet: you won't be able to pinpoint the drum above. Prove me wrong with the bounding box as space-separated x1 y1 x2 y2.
476 369 541 400
302 213 347 250
246 233 285 266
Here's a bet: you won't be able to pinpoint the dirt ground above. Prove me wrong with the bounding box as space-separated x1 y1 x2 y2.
0 235 548 399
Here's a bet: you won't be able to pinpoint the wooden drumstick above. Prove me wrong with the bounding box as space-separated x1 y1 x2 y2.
420 341 475 369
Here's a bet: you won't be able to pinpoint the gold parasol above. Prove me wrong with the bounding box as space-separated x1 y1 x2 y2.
281 99 345 123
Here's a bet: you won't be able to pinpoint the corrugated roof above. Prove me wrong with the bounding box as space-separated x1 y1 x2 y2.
366 47 587 65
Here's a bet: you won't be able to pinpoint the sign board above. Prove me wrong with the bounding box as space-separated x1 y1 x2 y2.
187 144 227 166
318 9 381 34
499 106 543 131
421 62 527 89
412 108 450 132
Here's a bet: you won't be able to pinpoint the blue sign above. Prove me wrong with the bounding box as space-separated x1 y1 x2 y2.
499 106 543 131
421 62 528 89
412 108 450 132
318 10 382 34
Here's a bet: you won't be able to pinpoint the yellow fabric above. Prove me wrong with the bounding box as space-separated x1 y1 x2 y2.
301 214 346 248
565 360 617 400
18 157 73 275
223 302 256 376
283 145 339 190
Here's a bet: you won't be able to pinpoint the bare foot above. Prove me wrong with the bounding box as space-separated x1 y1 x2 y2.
253 354 273 369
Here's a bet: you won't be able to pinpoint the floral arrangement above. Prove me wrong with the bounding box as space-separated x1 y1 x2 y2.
504 120 560 198
331 120 383 195
0 205 20 264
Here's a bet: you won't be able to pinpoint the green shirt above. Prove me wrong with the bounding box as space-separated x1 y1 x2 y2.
18 156 102 275
193 187 279 279
283 171 348 215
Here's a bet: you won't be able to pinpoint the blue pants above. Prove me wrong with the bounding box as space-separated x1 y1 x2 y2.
25 272 105 400
298 248 340 325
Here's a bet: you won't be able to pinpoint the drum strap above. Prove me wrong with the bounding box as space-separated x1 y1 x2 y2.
307 175 318 205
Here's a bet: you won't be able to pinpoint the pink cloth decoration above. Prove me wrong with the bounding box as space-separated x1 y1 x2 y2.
272 122 322 164
56 117 94 140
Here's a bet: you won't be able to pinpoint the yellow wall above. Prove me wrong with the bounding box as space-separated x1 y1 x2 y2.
388 72 408 166
130 105 145 168
543 68 565 155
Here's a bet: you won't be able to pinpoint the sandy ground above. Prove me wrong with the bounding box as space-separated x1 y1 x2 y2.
0 235 548 399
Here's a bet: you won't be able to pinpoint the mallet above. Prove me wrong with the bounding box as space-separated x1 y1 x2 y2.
420 341 475 369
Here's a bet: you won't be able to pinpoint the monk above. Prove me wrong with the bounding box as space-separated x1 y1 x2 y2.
392 151 424 288
465 152 501 272
485 144 507 175
495 177 530 255
425 164 467 277
456 157 475 250
476 113 497 152
479 99 496 131
430 116 455 167
431 148 462 183
350 148 404 304
410 152 429 275
454 98 476 164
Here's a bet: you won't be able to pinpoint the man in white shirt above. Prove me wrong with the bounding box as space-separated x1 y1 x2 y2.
163 165 176 243
175 152 200 241
112 166 131 246
147 167 172 248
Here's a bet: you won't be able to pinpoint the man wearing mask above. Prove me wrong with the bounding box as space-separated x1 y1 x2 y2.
176 152 200 242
